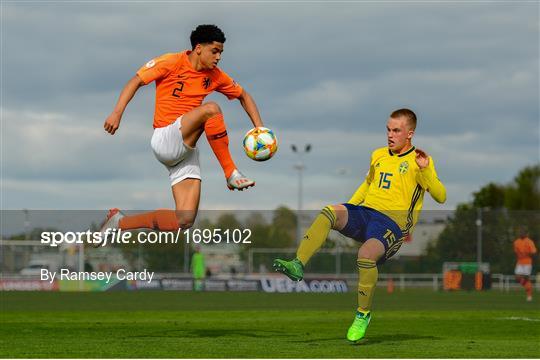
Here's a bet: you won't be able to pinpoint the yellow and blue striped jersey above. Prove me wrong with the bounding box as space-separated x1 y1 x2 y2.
348 146 446 236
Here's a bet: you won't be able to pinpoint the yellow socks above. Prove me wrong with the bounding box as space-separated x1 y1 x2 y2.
296 206 336 265
357 258 378 312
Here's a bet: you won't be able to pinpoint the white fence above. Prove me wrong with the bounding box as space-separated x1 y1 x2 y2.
340 273 539 292
2 241 538 292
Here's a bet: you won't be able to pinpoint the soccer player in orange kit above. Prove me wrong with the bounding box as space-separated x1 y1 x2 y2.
100 25 264 234
513 228 537 301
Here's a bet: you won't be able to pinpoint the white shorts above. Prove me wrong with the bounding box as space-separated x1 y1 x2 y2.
515 264 532 276
150 116 201 186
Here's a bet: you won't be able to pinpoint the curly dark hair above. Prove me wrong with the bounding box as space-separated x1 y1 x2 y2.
190 24 226 49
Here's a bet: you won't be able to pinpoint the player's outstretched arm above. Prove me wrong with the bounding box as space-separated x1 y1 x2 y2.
104 75 145 135
415 148 446 203
237 89 264 128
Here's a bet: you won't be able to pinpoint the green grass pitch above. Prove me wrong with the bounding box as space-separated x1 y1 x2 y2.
1 289 539 358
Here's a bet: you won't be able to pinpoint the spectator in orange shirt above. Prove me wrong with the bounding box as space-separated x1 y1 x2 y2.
99 25 265 235
513 228 537 301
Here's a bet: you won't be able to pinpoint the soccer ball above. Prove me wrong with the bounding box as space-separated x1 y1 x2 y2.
243 127 278 161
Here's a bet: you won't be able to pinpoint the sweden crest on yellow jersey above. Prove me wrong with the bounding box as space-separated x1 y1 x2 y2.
398 161 409 174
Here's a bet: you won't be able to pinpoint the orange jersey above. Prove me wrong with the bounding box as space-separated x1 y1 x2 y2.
513 237 537 265
136 51 243 128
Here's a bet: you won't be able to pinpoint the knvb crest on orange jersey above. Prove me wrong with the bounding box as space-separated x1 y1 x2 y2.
202 77 211 89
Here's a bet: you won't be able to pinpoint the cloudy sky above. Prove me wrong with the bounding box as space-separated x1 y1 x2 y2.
1 1 539 213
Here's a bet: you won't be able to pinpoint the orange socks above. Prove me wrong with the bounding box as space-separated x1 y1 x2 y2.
204 113 236 178
119 209 179 231
518 276 533 297
524 279 533 297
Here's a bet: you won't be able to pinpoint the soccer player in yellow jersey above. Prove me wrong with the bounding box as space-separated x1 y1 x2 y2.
274 108 446 343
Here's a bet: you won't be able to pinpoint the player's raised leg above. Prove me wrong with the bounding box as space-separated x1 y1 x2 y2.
170 178 201 229
273 205 348 281
181 101 254 191
99 178 200 238
346 238 384 343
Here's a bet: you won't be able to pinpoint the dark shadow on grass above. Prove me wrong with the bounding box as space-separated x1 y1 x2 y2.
131 328 288 339
289 336 344 343
290 333 440 345
353 334 441 346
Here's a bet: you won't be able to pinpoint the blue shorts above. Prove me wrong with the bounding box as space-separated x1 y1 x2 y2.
340 204 404 264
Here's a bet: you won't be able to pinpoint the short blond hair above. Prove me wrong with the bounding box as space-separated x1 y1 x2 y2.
390 108 417 130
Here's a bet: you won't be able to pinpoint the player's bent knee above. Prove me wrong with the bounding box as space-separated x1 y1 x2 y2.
202 101 222 118
180 221 194 230
330 204 347 230
358 239 385 261
175 211 197 230
357 251 380 262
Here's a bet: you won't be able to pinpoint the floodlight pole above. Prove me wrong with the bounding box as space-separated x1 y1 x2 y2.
293 162 305 216
476 208 483 267
292 144 311 244
23 209 30 240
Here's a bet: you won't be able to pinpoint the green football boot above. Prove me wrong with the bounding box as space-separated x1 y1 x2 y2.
347 310 371 343
272 258 304 281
